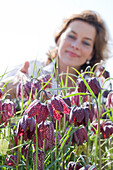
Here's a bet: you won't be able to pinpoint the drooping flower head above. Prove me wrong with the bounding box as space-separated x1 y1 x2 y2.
25 99 49 124
16 115 35 140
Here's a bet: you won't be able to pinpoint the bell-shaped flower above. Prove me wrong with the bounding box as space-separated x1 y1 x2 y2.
25 99 48 124
63 96 71 107
87 77 101 97
17 80 37 100
0 88 3 98
34 120 61 151
33 150 45 170
34 120 55 151
82 102 95 122
71 91 80 106
73 126 88 146
101 120 113 139
98 65 110 79
67 161 82 169
76 78 87 93
47 95 70 120
16 115 35 141
91 120 113 139
70 106 89 126
39 74 52 89
62 126 88 147
106 91 113 108
1 99 16 125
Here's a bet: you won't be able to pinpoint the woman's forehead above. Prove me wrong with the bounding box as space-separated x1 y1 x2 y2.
64 20 96 39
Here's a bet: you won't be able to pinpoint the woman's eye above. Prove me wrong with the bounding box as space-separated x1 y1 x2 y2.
83 41 90 46
68 35 76 40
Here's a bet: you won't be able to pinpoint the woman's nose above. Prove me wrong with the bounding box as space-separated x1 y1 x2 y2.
72 39 81 49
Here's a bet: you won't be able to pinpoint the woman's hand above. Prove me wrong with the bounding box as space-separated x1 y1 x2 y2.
0 61 29 98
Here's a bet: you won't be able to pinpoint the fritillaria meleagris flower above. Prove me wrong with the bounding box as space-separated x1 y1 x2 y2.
73 126 88 146
32 78 41 92
88 77 101 97
16 115 35 141
91 120 113 139
67 161 82 170
39 74 52 89
62 126 88 146
34 120 61 151
106 91 113 108
101 120 113 139
34 120 55 151
5 155 17 168
33 150 45 170
70 106 89 126
25 99 49 124
0 88 3 98
47 95 70 120
17 80 37 100
82 102 95 122
67 162 96 170
102 90 112 105
1 99 16 125
76 78 87 93
63 96 71 107
98 65 110 79
71 91 80 106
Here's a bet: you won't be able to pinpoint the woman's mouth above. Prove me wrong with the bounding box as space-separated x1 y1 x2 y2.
66 51 79 58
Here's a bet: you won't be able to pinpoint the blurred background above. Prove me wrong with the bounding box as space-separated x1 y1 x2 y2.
0 0 113 77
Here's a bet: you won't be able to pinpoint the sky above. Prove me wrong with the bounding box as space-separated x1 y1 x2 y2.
0 0 113 76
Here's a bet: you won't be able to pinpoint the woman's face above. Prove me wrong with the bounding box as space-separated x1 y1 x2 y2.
57 20 96 70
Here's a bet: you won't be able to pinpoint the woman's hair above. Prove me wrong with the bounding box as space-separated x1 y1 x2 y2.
46 10 109 71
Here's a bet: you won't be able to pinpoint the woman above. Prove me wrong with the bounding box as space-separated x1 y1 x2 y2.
0 10 110 97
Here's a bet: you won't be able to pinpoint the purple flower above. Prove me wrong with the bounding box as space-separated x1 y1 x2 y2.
71 91 80 106
88 77 101 97
102 120 113 139
47 95 70 120
16 115 35 140
98 65 110 79
39 74 52 89
73 126 88 146
106 91 113 108
70 106 89 126
1 99 16 125
25 99 49 124
33 150 45 170
82 102 95 122
0 88 3 98
76 78 87 93
17 80 37 100
91 120 113 139
37 120 55 151
63 126 88 146
67 161 82 170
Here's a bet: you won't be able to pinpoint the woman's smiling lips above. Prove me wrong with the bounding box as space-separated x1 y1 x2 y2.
66 50 80 58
